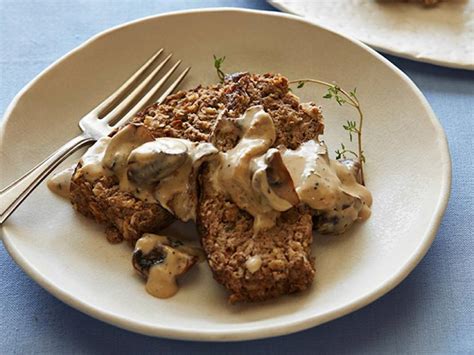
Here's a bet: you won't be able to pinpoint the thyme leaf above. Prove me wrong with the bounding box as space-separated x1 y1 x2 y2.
343 120 358 142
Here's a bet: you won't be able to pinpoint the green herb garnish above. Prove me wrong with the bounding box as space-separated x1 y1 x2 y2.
210 55 367 185
342 120 358 142
292 79 366 185
213 55 226 83
335 143 358 160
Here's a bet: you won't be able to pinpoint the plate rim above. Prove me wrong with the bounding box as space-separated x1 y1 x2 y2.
267 0 474 71
0 7 452 341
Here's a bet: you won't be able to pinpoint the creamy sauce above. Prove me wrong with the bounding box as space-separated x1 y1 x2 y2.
135 233 168 254
50 122 217 220
214 106 371 234
216 106 284 231
102 124 156 202
47 136 112 197
152 140 217 221
251 148 299 212
145 245 189 298
49 106 371 236
47 166 75 198
77 136 112 180
245 255 262 273
137 233 205 261
282 140 372 234
134 233 201 298
103 127 217 219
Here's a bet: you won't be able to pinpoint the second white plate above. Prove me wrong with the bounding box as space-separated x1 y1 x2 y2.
269 0 474 70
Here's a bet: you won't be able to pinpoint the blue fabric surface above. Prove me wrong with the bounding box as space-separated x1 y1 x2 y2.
1 0 473 353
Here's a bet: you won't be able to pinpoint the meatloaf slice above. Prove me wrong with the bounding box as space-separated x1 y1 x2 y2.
70 72 323 302
194 74 324 303
197 166 315 303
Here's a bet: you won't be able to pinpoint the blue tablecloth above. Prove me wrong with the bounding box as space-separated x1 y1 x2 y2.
1 1 473 353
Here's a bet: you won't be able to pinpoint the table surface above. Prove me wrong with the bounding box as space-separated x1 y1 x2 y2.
1 1 473 354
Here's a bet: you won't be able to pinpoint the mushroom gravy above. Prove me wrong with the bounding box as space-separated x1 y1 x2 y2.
47 105 372 299
281 140 372 234
132 234 200 298
213 106 283 231
212 105 372 234
48 105 371 235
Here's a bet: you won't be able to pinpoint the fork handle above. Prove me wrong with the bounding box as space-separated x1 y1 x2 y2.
0 133 95 224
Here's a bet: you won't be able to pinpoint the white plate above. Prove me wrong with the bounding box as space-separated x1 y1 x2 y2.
0 8 451 341
269 0 474 70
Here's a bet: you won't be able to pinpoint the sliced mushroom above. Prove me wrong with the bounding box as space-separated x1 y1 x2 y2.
102 124 155 174
153 142 218 222
127 138 189 186
265 149 300 206
209 110 241 150
251 149 299 212
132 234 199 298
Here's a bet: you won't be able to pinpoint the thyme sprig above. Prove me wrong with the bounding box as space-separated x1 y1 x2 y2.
213 55 226 83
291 79 366 185
211 56 366 185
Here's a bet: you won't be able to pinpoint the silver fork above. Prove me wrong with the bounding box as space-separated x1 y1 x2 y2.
0 48 190 224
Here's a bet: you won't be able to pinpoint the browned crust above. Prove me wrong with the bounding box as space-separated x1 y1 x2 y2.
132 72 324 151
70 173 174 245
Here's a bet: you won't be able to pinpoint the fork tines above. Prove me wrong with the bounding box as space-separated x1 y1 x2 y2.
93 48 190 128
